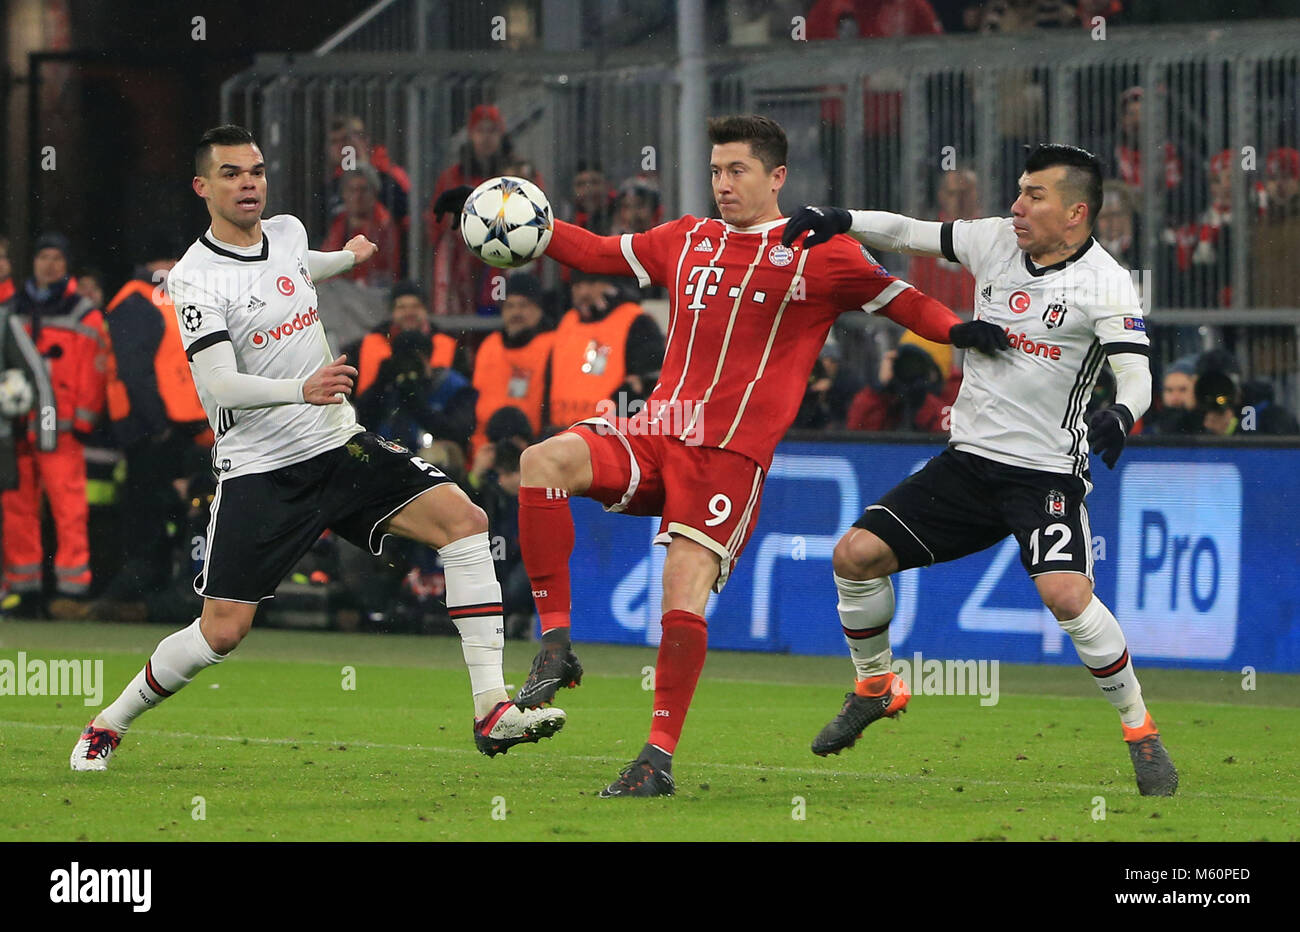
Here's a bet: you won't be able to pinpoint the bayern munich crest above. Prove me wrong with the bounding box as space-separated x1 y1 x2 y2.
768 244 794 267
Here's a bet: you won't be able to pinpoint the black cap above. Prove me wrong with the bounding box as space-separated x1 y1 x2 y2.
389 279 427 308
893 344 939 385
33 233 71 264
1195 370 1237 412
506 272 543 304
485 405 534 445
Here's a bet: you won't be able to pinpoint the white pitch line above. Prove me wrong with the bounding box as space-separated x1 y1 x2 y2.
5 719 1298 805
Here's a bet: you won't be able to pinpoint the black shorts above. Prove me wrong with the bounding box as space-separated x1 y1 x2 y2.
854 448 1094 579
196 432 454 603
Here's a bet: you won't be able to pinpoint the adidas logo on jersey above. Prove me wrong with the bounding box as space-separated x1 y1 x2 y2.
694 237 715 252
980 284 993 302
249 295 266 312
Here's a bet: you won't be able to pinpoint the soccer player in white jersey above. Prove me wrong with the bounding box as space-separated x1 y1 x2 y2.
71 124 564 771
781 144 1177 796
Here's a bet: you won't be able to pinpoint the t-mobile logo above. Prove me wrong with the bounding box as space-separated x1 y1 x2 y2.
684 266 725 310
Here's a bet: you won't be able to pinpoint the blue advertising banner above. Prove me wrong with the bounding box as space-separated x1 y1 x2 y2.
568 441 1300 673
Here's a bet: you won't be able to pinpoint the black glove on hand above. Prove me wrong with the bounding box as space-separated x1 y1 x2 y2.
1088 405 1135 469
949 320 1010 355
432 185 474 225
781 206 852 249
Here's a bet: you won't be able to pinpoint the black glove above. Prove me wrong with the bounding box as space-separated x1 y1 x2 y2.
949 320 1010 355
781 206 852 249
1088 405 1134 469
432 185 473 225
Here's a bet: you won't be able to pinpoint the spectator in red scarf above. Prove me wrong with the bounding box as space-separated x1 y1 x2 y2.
810 0 943 38
322 166 401 288
1166 149 1265 307
569 160 616 235
426 104 517 316
322 115 411 239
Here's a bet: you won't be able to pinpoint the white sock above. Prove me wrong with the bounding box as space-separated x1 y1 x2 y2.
834 573 895 682
440 531 509 718
98 619 225 733
1059 595 1148 728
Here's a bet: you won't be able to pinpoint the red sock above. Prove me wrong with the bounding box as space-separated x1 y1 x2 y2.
518 486 574 633
647 610 708 753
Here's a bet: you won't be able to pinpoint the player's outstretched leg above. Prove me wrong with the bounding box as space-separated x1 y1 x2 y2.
386 484 567 755
1041 578 1178 797
439 529 566 755
514 436 588 709
812 530 910 756
71 614 229 771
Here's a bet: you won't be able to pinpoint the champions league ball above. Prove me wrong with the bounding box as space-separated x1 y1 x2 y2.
0 369 34 418
460 176 554 269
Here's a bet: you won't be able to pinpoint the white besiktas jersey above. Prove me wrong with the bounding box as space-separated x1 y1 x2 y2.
941 217 1150 477
167 215 361 479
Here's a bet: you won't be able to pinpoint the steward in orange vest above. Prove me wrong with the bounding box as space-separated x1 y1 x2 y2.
355 280 466 396
104 265 209 447
99 245 214 600
547 271 664 430
471 272 555 456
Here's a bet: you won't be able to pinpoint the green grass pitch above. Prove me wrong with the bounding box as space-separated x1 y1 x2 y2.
2 620 1296 841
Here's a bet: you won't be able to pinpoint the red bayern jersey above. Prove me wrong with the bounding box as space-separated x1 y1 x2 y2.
547 215 961 469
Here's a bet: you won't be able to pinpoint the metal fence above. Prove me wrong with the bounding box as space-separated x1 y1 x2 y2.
223 19 1300 416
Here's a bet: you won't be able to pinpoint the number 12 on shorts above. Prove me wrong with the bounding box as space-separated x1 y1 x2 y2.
1029 523 1072 564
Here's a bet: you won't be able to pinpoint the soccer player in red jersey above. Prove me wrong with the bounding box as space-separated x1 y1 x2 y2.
505 115 1008 796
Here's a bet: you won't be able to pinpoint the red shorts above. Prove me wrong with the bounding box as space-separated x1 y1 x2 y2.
566 417 766 592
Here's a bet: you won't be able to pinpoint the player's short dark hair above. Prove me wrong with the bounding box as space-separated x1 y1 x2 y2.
196 124 258 176
707 114 787 173
1024 144 1104 229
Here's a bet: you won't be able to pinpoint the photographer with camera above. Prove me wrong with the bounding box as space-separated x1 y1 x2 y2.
354 296 478 453
847 342 952 433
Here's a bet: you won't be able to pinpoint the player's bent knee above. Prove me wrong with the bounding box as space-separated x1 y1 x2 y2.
1036 573 1094 621
833 528 896 579
446 501 489 542
519 440 562 485
199 601 255 654
520 434 589 492
400 485 488 548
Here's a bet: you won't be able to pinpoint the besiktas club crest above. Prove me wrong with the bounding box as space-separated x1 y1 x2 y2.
1042 302 1068 329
